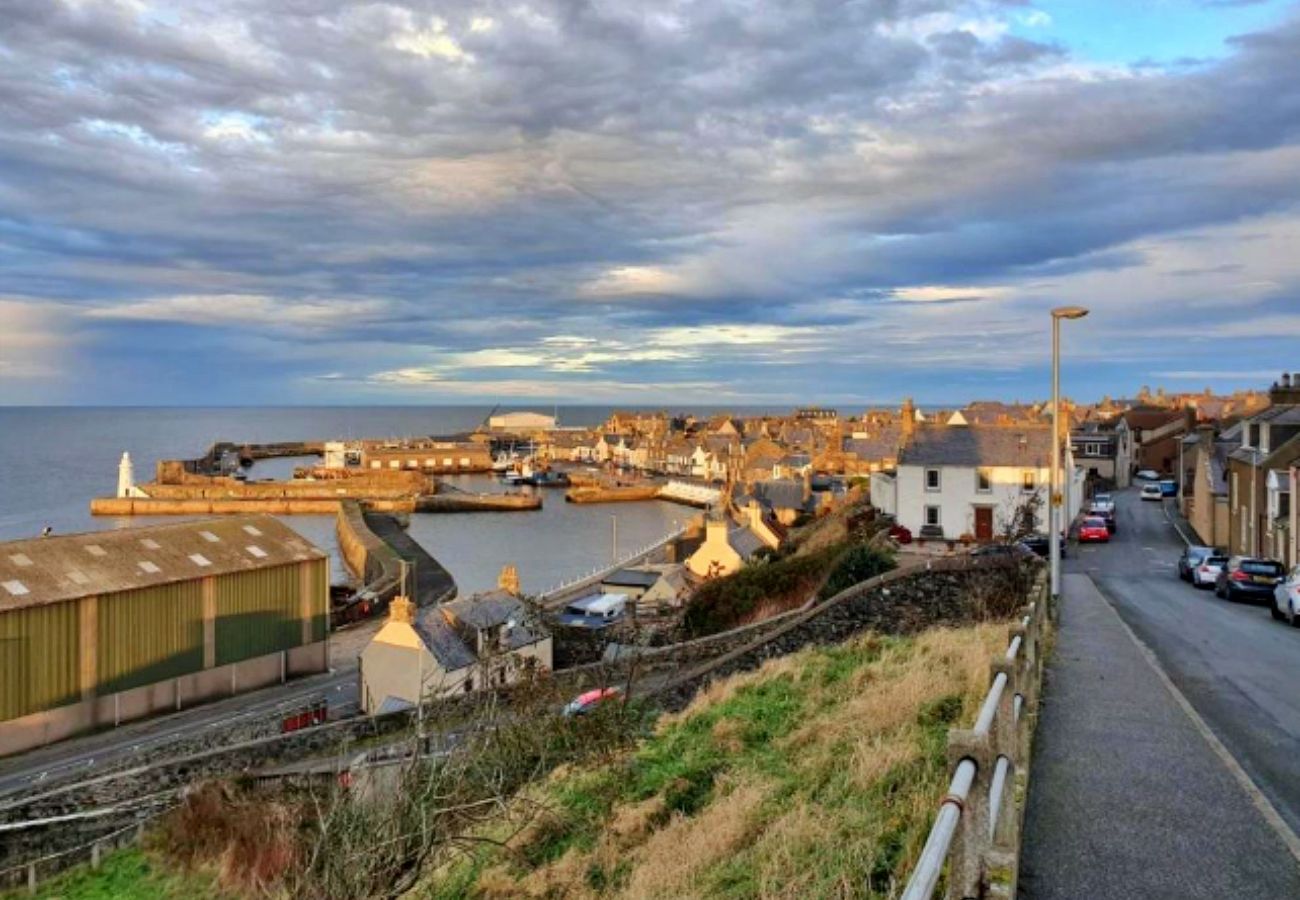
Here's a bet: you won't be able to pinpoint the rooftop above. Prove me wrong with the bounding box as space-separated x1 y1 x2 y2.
900 425 1052 468
0 516 324 612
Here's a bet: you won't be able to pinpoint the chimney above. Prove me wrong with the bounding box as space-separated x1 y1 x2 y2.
900 397 916 447
498 564 520 596
389 595 416 625
1270 372 1300 405
1197 423 1215 451
748 499 764 532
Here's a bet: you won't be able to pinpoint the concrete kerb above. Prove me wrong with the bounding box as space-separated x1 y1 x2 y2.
1160 498 1195 548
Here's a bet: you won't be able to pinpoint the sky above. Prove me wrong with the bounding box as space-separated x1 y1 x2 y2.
1 0 1299 406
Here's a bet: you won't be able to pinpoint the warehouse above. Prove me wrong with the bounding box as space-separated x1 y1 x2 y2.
0 516 329 756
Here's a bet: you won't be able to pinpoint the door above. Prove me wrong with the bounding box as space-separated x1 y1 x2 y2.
974 506 994 541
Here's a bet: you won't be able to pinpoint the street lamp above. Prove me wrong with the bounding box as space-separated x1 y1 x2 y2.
1050 306 1089 603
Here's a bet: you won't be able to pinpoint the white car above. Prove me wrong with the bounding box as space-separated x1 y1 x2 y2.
1192 554 1228 588
1091 493 1116 514
1140 483 1163 501
1273 566 1300 626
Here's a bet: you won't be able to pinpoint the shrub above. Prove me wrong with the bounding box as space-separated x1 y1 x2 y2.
681 544 844 637
818 545 896 600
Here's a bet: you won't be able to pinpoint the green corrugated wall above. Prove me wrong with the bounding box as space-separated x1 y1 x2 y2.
0 602 80 721
1 558 327 722
97 581 205 695
215 561 320 666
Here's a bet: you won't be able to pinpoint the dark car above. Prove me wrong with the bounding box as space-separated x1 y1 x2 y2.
1177 546 1219 582
1018 534 1067 559
1215 557 1286 604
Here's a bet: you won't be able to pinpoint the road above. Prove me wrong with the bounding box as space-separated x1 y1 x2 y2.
1066 487 1300 836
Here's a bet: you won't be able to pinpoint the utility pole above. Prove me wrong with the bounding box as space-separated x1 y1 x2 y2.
611 514 618 563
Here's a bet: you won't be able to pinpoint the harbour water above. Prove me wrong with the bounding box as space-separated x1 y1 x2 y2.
0 407 703 595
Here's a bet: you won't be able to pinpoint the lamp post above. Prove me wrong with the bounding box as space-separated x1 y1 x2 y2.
1051 306 1089 602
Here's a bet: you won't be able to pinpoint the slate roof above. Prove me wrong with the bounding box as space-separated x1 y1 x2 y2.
844 426 902 461
443 590 522 630
729 526 767 559
601 568 662 589
900 425 1052 468
0 515 324 612
413 605 478 671
753 479 812 512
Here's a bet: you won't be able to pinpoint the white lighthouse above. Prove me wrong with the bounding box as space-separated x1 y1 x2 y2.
117 452 145 498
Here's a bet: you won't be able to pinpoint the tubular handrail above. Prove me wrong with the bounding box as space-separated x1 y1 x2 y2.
897 570 1050 899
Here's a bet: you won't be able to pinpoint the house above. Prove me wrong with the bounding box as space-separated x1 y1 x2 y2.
1266 469 1292 567
1069 422 1118 482
1116 407 1193 480
1182 423 1238 550
686 511 767 578
599 564 692 615
871 424 1083 541
359 589 551 714
1225 375 1300 557
751 477 817 525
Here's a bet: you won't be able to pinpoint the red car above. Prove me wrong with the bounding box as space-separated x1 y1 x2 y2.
1078 516 1110 543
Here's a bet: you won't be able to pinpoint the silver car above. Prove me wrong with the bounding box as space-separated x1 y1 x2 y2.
1191 554 1227 588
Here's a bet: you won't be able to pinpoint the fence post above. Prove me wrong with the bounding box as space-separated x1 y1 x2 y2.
91 841 101 870
944 729 992 899
26 863 35 896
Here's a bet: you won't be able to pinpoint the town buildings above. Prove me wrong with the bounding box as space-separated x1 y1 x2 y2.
0 516 329 755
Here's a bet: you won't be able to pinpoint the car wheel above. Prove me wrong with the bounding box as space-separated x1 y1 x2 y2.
1290 602 1299 628
1271 603 1284 621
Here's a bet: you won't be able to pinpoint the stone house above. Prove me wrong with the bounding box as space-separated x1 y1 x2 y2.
1225 378 1300 557
686 512 767 578
359 592 551 714
1182 423 1238 550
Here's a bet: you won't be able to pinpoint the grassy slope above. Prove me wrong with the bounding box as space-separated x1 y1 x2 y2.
424 622 1008 900
6 849 227 900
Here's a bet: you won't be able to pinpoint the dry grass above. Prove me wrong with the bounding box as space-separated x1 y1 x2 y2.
426 621 1014 900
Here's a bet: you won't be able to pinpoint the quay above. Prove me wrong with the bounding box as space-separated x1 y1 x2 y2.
90 453 541 516
565 484 662 504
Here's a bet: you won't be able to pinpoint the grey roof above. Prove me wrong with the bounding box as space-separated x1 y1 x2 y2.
1249 404 1300 425
0 515 324 612
753 479 812 512
729 526 766 559
443 590 524 630
900 425 1052 468
414 605 478 671
844 427 902 461
602 568 661 589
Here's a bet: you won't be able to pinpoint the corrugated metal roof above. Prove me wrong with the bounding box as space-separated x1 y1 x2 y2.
0 516 324 612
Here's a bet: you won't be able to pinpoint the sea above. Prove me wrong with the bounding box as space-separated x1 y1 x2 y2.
0 406 759 596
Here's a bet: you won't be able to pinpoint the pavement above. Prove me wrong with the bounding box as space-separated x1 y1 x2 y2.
1019 488 1300 899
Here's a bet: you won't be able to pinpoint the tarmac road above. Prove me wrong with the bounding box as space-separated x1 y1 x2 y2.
1073 487 1300 836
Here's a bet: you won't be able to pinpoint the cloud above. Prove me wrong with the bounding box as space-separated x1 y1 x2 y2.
2 1 1300 402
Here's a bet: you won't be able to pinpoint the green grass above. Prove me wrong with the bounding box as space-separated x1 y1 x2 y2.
10 849 226 900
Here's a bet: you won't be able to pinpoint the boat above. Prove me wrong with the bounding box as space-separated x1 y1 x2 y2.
491 451 513 473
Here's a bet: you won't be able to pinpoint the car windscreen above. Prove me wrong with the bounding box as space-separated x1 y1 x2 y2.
1205 556 1228 566
1241 561 1284 576
1083 518 1106 527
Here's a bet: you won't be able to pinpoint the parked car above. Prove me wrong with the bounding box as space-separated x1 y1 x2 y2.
1177 546 1219 581
562 686 622 717
1192 554 1228 589
1078 517 1110 543
1159 479 1178 497
972 542 1033 560
1135 469 1161 481
1273 566 1300 625
1018 533 1067 559
1091 492 1116 514
888 523 913 544
1089 502 1117 532
1215 557 1286 604
1140 483 1163 501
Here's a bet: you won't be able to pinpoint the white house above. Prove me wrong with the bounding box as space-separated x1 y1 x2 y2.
871 424 1083 541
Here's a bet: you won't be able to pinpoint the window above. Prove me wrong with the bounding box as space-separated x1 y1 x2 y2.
1022 471 1036 492
976 469 992 493
925 468 941 491
925 506 941 527
1085 442 1103 456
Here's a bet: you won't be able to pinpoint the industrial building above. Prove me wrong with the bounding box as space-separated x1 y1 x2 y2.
0 516 329 756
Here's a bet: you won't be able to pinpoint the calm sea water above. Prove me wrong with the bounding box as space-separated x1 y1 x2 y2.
0 407 724 595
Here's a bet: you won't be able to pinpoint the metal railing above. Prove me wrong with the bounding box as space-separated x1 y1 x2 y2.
900 571 1051 900
538 525 689 603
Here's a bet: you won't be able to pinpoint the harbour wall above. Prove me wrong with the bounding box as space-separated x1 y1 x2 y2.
90 497 415 516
